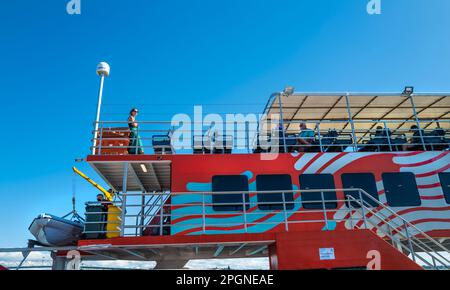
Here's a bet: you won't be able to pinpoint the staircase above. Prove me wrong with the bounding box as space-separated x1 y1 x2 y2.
134 192 170 236
347 191 450 270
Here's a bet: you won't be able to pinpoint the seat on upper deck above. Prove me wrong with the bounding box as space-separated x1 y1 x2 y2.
152 131 174 154
306 130 345 152
422 128 449 150
213 135 233 154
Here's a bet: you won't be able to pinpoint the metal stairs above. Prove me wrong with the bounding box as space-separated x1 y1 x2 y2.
347 191 450 270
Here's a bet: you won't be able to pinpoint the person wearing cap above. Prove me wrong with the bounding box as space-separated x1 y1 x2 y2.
128 108 144 154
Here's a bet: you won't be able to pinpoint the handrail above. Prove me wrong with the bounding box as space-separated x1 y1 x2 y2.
346 193 450 270
349 189 450 255
90 119 450 155
82 187 450 270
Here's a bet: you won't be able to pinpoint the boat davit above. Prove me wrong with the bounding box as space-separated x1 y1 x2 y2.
28 214 84 247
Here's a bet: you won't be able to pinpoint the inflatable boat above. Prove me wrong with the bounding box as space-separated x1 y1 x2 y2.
28 214 84 246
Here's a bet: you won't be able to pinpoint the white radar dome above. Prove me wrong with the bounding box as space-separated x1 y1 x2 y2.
96 62 110 77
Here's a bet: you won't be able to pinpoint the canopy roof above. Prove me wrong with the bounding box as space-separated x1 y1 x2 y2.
262 92 450 133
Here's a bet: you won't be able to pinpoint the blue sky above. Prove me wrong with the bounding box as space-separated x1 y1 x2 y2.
0 0 450 247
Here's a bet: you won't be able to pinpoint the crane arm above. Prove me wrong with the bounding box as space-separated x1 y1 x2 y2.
72 166 114 201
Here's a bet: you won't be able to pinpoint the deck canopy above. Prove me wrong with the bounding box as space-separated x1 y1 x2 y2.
262 92 450 135
90 161 171 192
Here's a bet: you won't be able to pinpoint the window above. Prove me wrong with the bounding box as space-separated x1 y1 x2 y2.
438 172 450 204
212 175 249 211
256 174 294 210
299 174 337 209
382 172 421 207
341 173 379 208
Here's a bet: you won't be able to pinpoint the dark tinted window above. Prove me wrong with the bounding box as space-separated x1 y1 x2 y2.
382 172 421 207
256 174 294 210
212 175 249 211
299 174 337 209
438 173 450 204
341 173 379 207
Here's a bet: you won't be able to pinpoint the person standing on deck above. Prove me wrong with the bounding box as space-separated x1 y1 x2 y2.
128 108 144 154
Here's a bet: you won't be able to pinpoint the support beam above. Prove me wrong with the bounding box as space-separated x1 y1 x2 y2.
82 250 118 260
119 248 148 261
409 95 427 150
342 95 378 130
120 162 129 237
344 93 357 151
229 243 247 256
277 93 288 153
394 96 447 131
321 95 344 121
246 245 267 256
287 95 308 132
128 164 146 192
214 245 225 257
358 97 411 142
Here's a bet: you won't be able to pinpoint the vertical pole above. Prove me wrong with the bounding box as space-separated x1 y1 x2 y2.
358 190 368 229
321 191 329 230
120 162 128 237
317 122 323 152
202 193 206 234
403 220 416 262
383 121 393 151
140 192 145 236
92 75 105 155
348 199 354 230
98 126 104 155
409 95 427 151
245 121 250 153
277 94 288 153
242 192 248 233
281 190 289 231
159 193 164 236
345 93 358 151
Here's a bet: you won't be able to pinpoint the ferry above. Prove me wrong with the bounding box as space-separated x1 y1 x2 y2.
3 63 450 270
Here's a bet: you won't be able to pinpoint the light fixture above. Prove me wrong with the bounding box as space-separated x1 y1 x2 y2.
140 164 147 173
283 86 295 96
403 86 414 95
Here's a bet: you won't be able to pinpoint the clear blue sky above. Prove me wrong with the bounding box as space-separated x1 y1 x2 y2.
0 0 450 247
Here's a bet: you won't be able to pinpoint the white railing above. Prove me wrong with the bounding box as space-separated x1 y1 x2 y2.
90 119 450 155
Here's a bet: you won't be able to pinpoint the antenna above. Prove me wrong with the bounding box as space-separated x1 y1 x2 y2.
92 62 110 154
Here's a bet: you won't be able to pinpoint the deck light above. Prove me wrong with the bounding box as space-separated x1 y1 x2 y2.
283 86 295 96
140 164 148 173
403 86 414 96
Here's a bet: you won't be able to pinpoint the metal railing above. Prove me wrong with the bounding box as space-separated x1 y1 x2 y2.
82 188 450 269
90 119 450 155
346 195 450 270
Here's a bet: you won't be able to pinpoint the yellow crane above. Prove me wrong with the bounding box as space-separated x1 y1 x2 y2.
72 167 114 201
72 166 121 238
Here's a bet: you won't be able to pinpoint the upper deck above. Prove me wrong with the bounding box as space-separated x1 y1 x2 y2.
89 88 450 157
